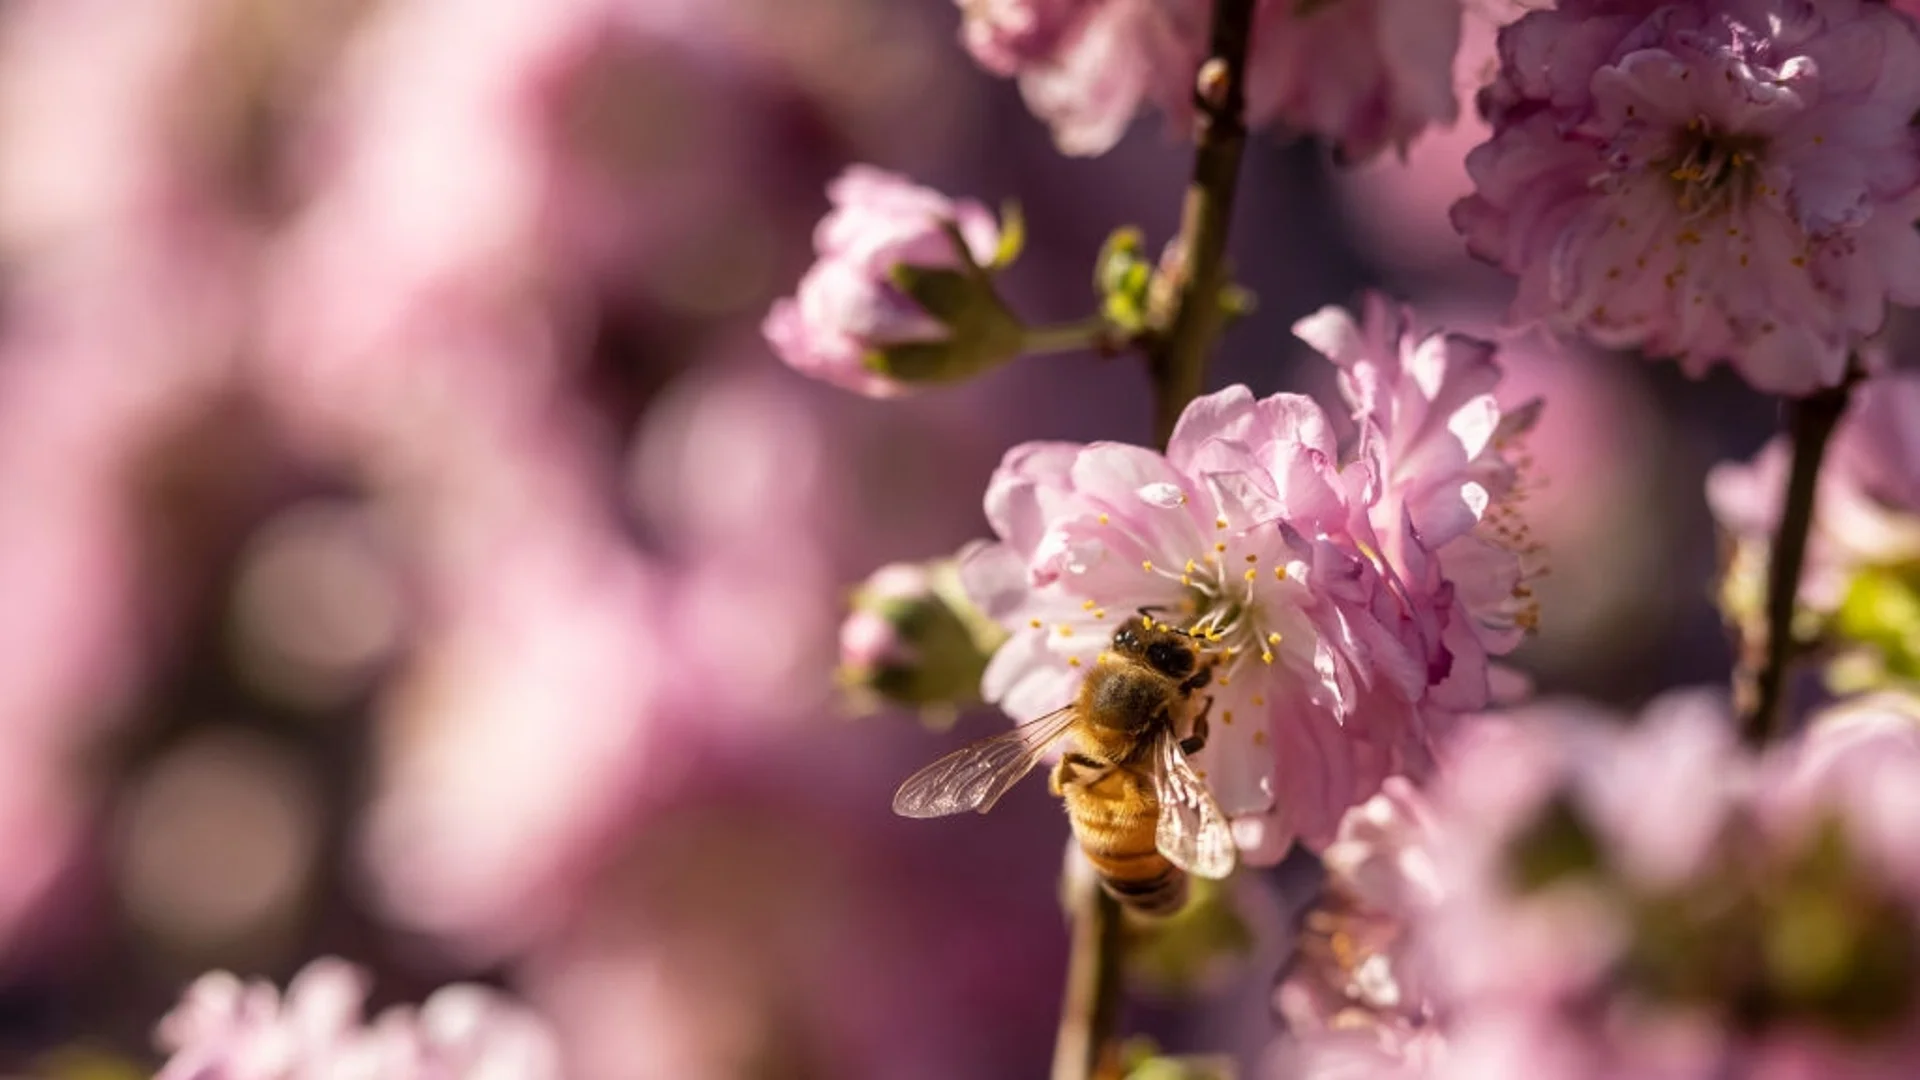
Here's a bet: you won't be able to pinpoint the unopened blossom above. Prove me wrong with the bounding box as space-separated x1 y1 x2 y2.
1296 294 1542 716
763 165 1023 397
154 957 562 1080
838 558 1007 715
1709 372 1920 684
1453 0 1920 393
1243 0 1463 164
956 0 1204 157
964 385 1450 855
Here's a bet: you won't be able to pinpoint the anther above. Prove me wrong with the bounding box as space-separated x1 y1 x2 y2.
1215 517 1229 530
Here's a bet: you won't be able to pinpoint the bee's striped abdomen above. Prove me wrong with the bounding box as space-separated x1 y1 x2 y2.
1065 768 1188 917
1091 853 1187 915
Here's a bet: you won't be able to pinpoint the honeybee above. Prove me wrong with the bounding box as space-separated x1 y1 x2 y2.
892 613 1236 915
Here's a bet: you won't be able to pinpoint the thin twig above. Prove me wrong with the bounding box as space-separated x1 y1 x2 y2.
1145 0 1257 446
1737 367 1860 746
1050 877 1124 1080
1050 4 1259 1079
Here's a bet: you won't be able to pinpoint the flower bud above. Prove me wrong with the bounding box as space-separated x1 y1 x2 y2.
764 166 1025 397
837 557 1007 722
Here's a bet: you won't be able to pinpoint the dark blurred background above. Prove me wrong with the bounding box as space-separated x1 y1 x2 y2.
0 0 1899 1076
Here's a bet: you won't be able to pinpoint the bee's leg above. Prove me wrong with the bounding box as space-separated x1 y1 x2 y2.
1178 663 1213 695
1050 752 1111 795
1180 697 1213 757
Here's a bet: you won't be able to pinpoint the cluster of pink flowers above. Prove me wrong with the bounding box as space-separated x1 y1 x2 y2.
959 292 1539 857
954 0 1465 161
1272 692 1920 1079
1454 0 1920 393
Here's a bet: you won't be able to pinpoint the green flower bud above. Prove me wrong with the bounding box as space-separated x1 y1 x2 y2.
837 556 1008 726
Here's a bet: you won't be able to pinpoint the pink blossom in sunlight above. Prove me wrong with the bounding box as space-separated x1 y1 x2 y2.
155 958 562 1080
960 386 1439 857
1453 0 1920 393
960 0 1465 161
763 165 1011 397
1296 294 1542 717
957 0 1205 157
1244 0 1463 164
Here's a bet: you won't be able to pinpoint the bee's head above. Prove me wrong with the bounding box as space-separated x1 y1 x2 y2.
1112 612 1199 679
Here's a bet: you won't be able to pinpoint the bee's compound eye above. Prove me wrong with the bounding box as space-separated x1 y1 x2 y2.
1145 641 1191 677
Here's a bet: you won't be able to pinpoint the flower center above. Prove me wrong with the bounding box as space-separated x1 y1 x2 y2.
1139 524 1292 674
1664 118 1766 218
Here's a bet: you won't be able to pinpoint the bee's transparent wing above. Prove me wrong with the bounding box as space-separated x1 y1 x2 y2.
1152 730 1238 879
891 706 1080 818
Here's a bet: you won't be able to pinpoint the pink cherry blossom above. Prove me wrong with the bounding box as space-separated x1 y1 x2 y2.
963 387 1441 855
1453 0 1920 393
1709 371 1920 624
763 164 1008 397
958 0 1466 161
1295 294 1542 718
154 958 563 1080
956 0 1204 157
1244 0 1464 164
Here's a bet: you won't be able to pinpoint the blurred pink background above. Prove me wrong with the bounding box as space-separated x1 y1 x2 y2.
0 0 1895 1075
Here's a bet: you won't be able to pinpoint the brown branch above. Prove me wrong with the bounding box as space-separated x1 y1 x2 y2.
1050 878 1124 1080
1736 367 1860 746
1145 0 1256 446
1051 4 1259 1079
